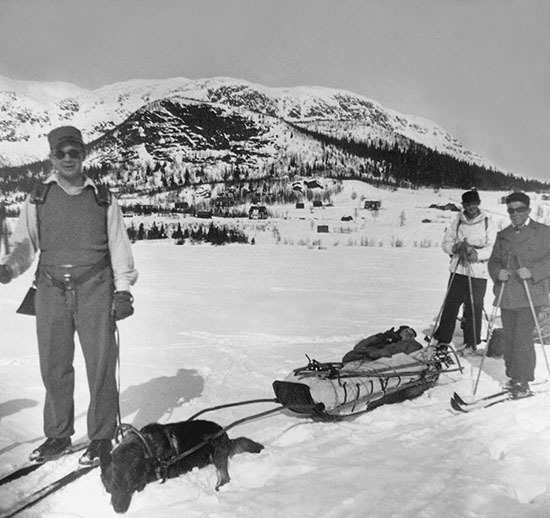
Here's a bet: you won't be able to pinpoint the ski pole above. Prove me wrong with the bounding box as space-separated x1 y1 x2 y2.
465 263 477 352
473 280 505 395
517 258 550 388
428 259 460 345
0 203 9 256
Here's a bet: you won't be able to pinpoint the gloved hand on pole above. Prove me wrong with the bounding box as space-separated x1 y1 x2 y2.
0 264 12 284
453 238 478 265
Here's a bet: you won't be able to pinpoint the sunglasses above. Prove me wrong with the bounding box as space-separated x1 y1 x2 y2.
54 148 82 160
507 206 529 214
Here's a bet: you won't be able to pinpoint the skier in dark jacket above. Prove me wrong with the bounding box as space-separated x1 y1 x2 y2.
342 326 422 363
488 192 550 398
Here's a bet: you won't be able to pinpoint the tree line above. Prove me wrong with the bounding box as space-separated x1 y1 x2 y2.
288 123 550 192
127 221 249 245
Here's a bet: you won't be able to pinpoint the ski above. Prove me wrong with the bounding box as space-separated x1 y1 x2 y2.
0 464 96 518
450 391 535 413
451 379 547 409
0 441 88 487
451 389 508 407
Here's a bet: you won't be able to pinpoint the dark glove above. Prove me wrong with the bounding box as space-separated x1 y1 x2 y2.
452 242 464 254
454 241 475 265
0 264 12 284
452 240 469 255
466 248 478 262
112 291 134 321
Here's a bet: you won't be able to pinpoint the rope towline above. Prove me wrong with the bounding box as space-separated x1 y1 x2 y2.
171 400 322 467
114 398 320 481
186 398 278 421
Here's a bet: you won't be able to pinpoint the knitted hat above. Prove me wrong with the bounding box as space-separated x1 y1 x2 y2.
47 126 84 150
398 325 417 337
461 190 480 204
506 192 530 206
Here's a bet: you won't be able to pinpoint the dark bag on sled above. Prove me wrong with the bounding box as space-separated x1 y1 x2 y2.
487 328 505 358
16 286 36 316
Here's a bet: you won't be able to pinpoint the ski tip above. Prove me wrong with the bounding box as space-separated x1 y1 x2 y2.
450 397 466 413
509 391 535 401
452 392 467 406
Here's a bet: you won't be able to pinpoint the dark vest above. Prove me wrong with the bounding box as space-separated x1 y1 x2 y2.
37 184 109 266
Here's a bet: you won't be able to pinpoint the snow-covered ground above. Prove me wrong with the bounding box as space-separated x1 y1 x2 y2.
2 186 550 518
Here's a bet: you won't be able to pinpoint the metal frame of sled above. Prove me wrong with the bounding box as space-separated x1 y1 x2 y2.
272 345 461 420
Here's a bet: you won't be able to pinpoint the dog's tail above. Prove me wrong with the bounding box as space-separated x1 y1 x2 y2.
229 437 264 456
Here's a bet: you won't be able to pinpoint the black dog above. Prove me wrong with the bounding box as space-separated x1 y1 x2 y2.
100 420 264 514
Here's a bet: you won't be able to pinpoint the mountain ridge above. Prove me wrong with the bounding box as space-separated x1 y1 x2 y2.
0 75 495 173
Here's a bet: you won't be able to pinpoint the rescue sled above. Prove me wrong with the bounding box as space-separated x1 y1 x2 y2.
273 346 456 420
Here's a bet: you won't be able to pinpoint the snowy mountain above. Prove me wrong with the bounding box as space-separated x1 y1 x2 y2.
0 75 496 176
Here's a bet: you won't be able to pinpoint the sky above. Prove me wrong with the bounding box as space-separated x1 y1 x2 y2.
0 0 548 181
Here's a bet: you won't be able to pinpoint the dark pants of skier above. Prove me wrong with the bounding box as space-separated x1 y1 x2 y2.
500 307 538 383
35 265 118 440
434 273 487 346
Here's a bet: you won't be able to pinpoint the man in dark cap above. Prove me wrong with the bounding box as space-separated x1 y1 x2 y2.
433 190 496 353
0 126 138 465
488 192 550 397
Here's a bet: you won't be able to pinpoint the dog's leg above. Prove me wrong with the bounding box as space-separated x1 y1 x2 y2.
211 439 231 490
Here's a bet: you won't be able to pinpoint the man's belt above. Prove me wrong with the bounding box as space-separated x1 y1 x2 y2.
39 255 111 313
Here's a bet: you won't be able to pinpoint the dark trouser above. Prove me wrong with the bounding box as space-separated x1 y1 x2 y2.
501 307 537 383
35 266 118 440
434 273 487 346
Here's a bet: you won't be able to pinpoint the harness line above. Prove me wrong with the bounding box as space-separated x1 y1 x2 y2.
114 399 320 482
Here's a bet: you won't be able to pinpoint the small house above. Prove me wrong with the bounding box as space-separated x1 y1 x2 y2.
215 196 234 207
248 205 268 220
364 200 381 210
174 201 190 211
429 203 459 212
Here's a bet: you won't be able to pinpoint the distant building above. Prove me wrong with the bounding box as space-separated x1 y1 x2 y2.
248 205 268 219
429 203 459 212
174 201 189 211
364 200 381 210
215 195 235 207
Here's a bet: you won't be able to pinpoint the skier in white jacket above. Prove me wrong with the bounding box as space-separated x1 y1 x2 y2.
433 190 497 353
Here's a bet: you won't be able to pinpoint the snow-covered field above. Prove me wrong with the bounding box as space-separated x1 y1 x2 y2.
2 186 550 518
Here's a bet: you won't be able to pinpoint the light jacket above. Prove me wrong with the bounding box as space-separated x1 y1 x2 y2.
442 209 497 279
488 219 550 309
4 174 138 292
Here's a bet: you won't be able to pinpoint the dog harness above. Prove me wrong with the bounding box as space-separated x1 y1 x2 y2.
114 424 182 482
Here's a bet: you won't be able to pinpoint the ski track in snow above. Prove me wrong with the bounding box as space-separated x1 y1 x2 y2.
2 191 550 517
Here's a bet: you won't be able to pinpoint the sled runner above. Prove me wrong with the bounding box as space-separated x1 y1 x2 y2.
273 346 454 420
